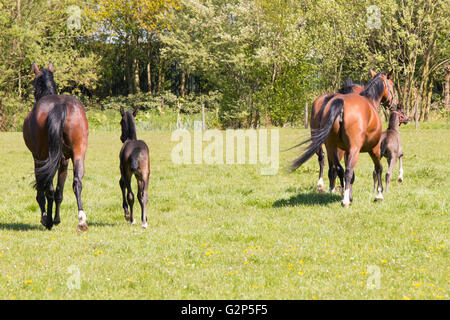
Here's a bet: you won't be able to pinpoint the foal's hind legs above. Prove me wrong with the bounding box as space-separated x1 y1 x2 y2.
369 149 384 201
54 158 69 225
385 157 396 193
137 177 149 229
398 153 404 182
125 180 135 226
120 177 130 222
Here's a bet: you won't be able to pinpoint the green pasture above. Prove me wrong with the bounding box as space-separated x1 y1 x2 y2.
0 121 448 300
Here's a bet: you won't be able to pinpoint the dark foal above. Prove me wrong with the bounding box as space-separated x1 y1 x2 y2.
380 103 409 192
119 107 150 229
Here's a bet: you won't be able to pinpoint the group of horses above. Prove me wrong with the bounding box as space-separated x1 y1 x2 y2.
23 63 149 232
290 69 409 207
21 62 407 233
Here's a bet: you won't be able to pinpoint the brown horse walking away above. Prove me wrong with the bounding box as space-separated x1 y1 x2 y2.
380 102 409 192
290 70 396 207
23 62 89 232
310 79 365 193
119 107 150 229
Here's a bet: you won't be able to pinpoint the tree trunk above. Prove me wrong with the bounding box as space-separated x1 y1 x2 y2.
147 43 152 93
134 58 140 93
180 71 186 97
158 60 165 93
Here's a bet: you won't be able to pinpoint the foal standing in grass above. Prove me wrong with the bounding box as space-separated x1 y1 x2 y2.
119 107 150 229
380 103 409 192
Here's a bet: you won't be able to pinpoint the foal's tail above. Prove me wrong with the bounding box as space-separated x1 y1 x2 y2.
289 98 344 172
34 104 67 191
130 149 140 173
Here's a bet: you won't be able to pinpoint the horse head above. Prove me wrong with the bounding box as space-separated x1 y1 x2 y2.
119 106 139 142
370 69 396 109
32 62 57 103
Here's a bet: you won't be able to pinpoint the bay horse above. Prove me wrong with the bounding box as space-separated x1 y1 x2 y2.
290 70 395 207
310 79 365 193
23 62 89 232
119 107 150 229
380 102 409 192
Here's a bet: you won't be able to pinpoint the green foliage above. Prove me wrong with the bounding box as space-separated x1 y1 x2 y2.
0 0 448 131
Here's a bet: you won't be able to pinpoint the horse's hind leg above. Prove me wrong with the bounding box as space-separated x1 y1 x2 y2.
342 148 360 208
36 189 46 226
73 157 88 232
54 158 69 225
123 174 135 226
316 146 325 193
34 160 52 229
120 175 131 222
137 176 149 229
44 182 55 230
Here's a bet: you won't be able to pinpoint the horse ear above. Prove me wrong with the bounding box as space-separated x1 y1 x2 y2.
120 106 125 116
32 62 40 75
387 69 393 79
48 62 54 73
370 69 377 78
133 107 139 117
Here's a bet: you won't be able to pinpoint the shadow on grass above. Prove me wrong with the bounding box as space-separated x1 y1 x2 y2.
0 222 42 231
273 191 341 207
87 221 118 228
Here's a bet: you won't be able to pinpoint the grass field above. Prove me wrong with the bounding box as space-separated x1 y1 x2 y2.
0 121 448 300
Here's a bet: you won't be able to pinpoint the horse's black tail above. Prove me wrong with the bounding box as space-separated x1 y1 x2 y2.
34 104 67 191
289 98 344 172
130 149 140 173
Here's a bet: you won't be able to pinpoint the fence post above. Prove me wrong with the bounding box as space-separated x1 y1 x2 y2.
177 99 182 129
304 103 308 129
201 103 206 131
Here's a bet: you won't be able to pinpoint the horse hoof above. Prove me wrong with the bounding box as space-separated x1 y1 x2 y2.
341 201 350 208
142 222 148 230
40 213 47 227
316 186 325 194
124 213 131 222
77 222 88 233
130 219 136 226
53 219 60 226
374 196 384 202
398 177 403 183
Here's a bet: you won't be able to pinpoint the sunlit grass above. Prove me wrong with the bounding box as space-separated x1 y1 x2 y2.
0 121 448 299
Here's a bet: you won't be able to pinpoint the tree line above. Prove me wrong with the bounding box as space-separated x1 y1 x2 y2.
0 0 448 130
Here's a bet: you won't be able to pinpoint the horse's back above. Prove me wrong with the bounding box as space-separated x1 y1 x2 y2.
120 140 150 175
310 93 333 130
322 93 382 151
23 95 88 159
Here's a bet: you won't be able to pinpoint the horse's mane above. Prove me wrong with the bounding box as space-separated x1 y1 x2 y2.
34 69 57 102
359 73 385 101
337 78 364 94
125 110 138 141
